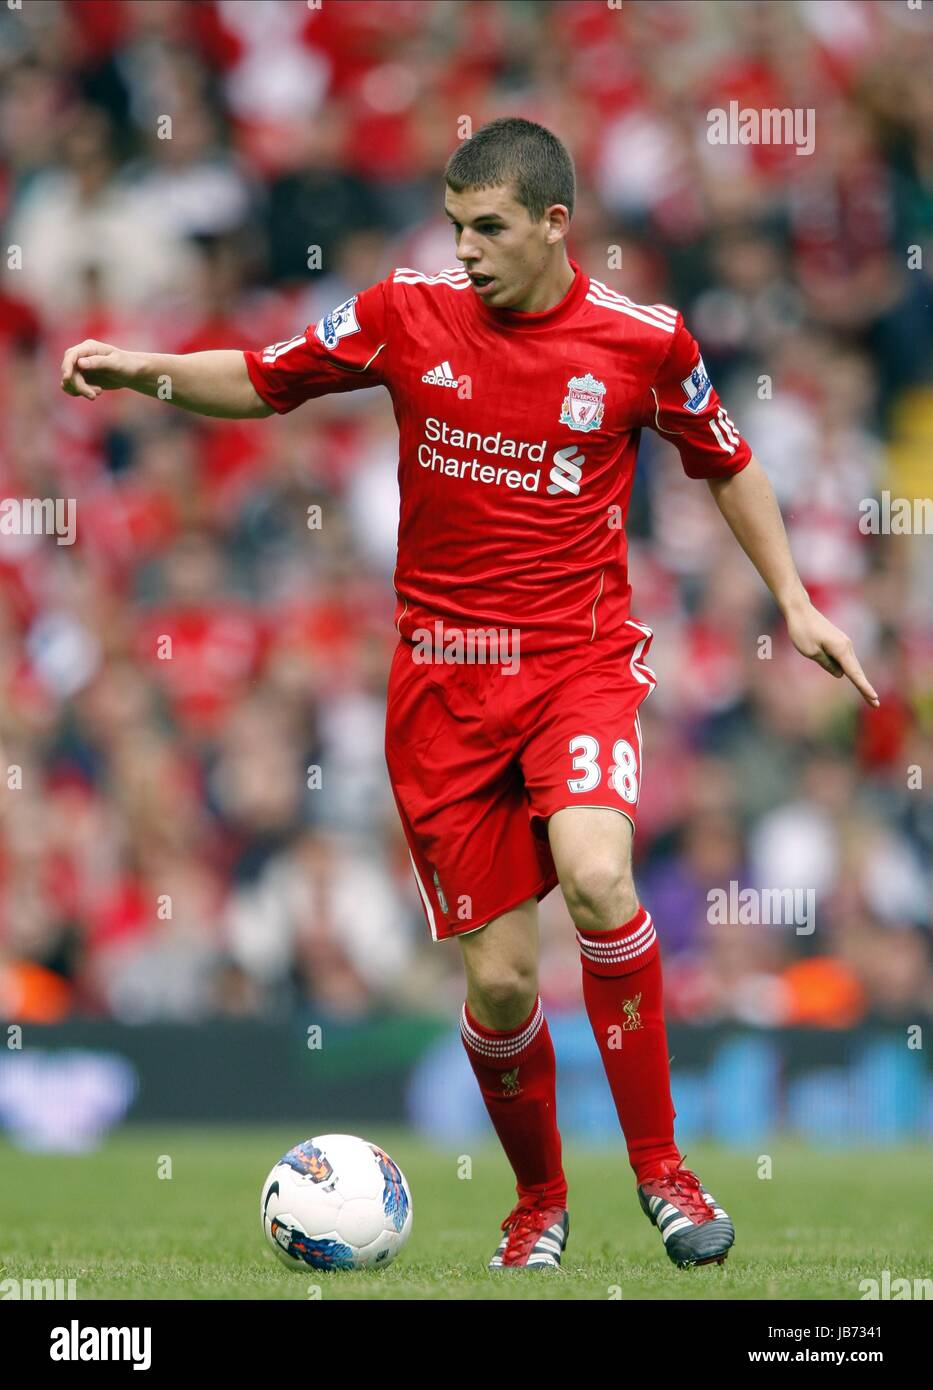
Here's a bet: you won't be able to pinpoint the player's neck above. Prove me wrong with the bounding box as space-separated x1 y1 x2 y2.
510 255 576 313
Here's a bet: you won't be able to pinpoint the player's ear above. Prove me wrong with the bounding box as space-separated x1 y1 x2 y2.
544 204 571 240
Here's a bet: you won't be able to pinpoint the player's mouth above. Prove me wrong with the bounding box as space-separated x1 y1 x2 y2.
468 274 496 295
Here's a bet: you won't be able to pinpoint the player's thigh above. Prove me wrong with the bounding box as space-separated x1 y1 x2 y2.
518 627 654 921
547 805 637 922
385 644 557 942
519 628 653 834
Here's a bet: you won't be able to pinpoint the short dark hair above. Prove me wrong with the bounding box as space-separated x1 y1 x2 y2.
444 117 575 223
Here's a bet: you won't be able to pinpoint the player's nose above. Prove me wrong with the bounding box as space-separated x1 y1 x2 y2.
456 230 482 261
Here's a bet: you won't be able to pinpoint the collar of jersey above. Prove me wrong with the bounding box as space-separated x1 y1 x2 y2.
472 257 589 332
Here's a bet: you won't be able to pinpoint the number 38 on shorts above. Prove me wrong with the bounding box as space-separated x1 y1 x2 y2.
566 732 640 803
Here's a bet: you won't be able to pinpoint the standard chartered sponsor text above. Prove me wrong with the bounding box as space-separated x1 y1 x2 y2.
419 417 545 491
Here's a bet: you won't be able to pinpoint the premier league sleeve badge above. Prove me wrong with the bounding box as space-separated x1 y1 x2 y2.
680 356 713 413
314 295 361 352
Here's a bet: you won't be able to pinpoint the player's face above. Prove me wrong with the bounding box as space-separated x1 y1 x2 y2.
444 184 568 310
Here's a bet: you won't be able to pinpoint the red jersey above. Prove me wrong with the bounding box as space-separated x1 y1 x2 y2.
243 259 752 653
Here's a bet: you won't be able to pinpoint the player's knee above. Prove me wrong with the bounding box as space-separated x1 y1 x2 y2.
467 966 538 1028
561 860 638 931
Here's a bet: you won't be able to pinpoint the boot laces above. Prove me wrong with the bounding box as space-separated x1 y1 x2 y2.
501 1198 558 1255
655 1154 711 1223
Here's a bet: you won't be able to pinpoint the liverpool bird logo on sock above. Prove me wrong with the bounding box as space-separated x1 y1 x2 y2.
500 1066 521 1095
622 993 643 1030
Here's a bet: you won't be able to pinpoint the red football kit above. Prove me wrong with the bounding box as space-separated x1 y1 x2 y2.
243 259 752 941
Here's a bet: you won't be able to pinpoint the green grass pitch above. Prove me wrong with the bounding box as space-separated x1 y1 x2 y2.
1 1125 929 1300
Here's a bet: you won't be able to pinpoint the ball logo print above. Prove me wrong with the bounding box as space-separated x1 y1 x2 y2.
369 1144 410 1232
280 1139 334 1184
260 1135 413 1273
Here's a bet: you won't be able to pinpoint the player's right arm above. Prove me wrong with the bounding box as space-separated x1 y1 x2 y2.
60 342 274 418
61 280 393 420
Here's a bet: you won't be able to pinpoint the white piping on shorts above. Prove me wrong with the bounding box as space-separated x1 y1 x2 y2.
408 849 437 941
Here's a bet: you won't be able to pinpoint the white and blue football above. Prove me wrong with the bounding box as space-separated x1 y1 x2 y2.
260 1134 413 1272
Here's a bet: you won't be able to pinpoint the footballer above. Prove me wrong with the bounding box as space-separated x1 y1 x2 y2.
61 117 878 1273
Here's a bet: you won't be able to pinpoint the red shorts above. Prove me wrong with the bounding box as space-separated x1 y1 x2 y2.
384 618 657 942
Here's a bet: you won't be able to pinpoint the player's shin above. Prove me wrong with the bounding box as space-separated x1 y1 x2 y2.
577 905 681 1182
459 995 567 1207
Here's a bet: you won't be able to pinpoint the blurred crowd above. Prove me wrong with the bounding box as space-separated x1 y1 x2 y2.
0 0 930 1027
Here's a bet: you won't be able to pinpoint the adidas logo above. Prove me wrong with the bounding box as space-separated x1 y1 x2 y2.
422 360 459 388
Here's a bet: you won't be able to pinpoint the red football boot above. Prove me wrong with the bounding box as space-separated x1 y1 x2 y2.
637 1155 734 1268
488 1196 570 1270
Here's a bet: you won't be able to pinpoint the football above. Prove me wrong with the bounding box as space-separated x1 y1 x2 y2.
260 1134 413 1272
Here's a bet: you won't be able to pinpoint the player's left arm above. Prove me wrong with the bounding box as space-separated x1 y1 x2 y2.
706 455 879 707
643 312 878 707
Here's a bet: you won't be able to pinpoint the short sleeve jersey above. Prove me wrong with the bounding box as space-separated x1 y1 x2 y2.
244 261 751 652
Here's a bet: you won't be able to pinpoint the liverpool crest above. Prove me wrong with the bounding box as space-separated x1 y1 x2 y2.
501 1066 521 1096
622 993 643 1031
560 372 606 432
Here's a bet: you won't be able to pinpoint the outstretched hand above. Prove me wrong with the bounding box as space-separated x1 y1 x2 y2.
784 601 879 706
60 339 138 400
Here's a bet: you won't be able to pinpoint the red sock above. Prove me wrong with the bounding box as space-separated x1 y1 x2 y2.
460 995 567 1207
578 905 681 1184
